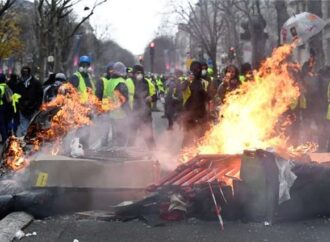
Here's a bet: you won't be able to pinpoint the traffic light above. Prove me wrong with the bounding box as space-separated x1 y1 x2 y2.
138 55 143 64
149 42 155 73
149 42 155 56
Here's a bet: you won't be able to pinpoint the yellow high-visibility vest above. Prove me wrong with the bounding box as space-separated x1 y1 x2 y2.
125 78 135 110
74 72 95 103
102 77 127 119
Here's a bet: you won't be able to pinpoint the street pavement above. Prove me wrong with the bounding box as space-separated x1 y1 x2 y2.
21 215 330 242
8 103 330 242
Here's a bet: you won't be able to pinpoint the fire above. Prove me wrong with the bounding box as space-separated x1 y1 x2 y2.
2 83 125 170
2 136 29 170
181 43 315 161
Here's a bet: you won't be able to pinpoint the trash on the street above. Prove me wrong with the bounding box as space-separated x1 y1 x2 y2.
70 138 84 158
14 229 25 240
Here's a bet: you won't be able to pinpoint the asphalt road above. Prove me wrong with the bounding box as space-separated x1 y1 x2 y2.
9 104 330 242
21 215 330 242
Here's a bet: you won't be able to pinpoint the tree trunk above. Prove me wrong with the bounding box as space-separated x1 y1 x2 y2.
308 0 324 68
274 0 289 47
249 20 258 68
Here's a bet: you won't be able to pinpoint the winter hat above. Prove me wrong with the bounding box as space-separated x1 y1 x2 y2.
106 62 114 71
132 65 144 74
113 62 127 77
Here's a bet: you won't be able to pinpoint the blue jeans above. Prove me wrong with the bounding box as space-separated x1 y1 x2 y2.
17 112 32 137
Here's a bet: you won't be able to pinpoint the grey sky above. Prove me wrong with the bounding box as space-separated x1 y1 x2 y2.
75 0 170 55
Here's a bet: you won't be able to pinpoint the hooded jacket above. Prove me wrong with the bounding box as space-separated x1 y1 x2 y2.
16 75 43 117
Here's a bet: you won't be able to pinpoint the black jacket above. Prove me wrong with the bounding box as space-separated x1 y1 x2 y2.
16 75 43 118
183 77 210 122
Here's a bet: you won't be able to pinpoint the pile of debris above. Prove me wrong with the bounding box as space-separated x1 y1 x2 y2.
114 149 330 227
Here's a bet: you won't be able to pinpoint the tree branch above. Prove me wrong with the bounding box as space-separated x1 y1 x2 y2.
66 0 107 40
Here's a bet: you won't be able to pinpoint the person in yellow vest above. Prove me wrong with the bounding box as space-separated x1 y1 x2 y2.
301 50 322 146
239 62 254 83
164 71 183 130
70 55 95 102
0 74 13 143
125 67 135 111
127 65 156 150
6 73 20 136
317 66 330 151
96 62 129 146
200 62 218 121
181 61 211 148
287 64 306 146
155 74 165 96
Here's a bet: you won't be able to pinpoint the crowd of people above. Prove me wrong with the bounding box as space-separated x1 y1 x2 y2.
0 51 329 152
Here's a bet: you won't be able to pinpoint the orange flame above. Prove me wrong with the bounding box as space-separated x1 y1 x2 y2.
3 136 29 170
3 83 125 170
181 43 316 161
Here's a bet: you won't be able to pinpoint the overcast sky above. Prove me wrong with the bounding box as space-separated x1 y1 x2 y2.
75 0 171 55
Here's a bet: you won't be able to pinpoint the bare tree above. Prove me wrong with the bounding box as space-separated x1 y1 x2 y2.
274 0 289 47
34 0 107 82
216 0 243 66
233 0 268 68
174 0 225 73
0 0 16 19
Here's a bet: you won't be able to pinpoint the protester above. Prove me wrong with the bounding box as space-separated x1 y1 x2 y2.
181 61 211 148
301 49 323 144
0 74 12 143
240 62 254 82
164 72 182 130
16 66 43 137
125 67 135 111
70 55 95 102
217 64 240 103
104 62 129 146
128 65 156 150
42 73 67 103
6 74 20 136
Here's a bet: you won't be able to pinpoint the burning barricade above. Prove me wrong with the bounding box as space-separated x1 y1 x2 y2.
113 43 330 227
114 150 330 228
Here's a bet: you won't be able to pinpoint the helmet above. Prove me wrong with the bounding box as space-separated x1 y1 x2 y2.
106 62 114 71
79 55 91 64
